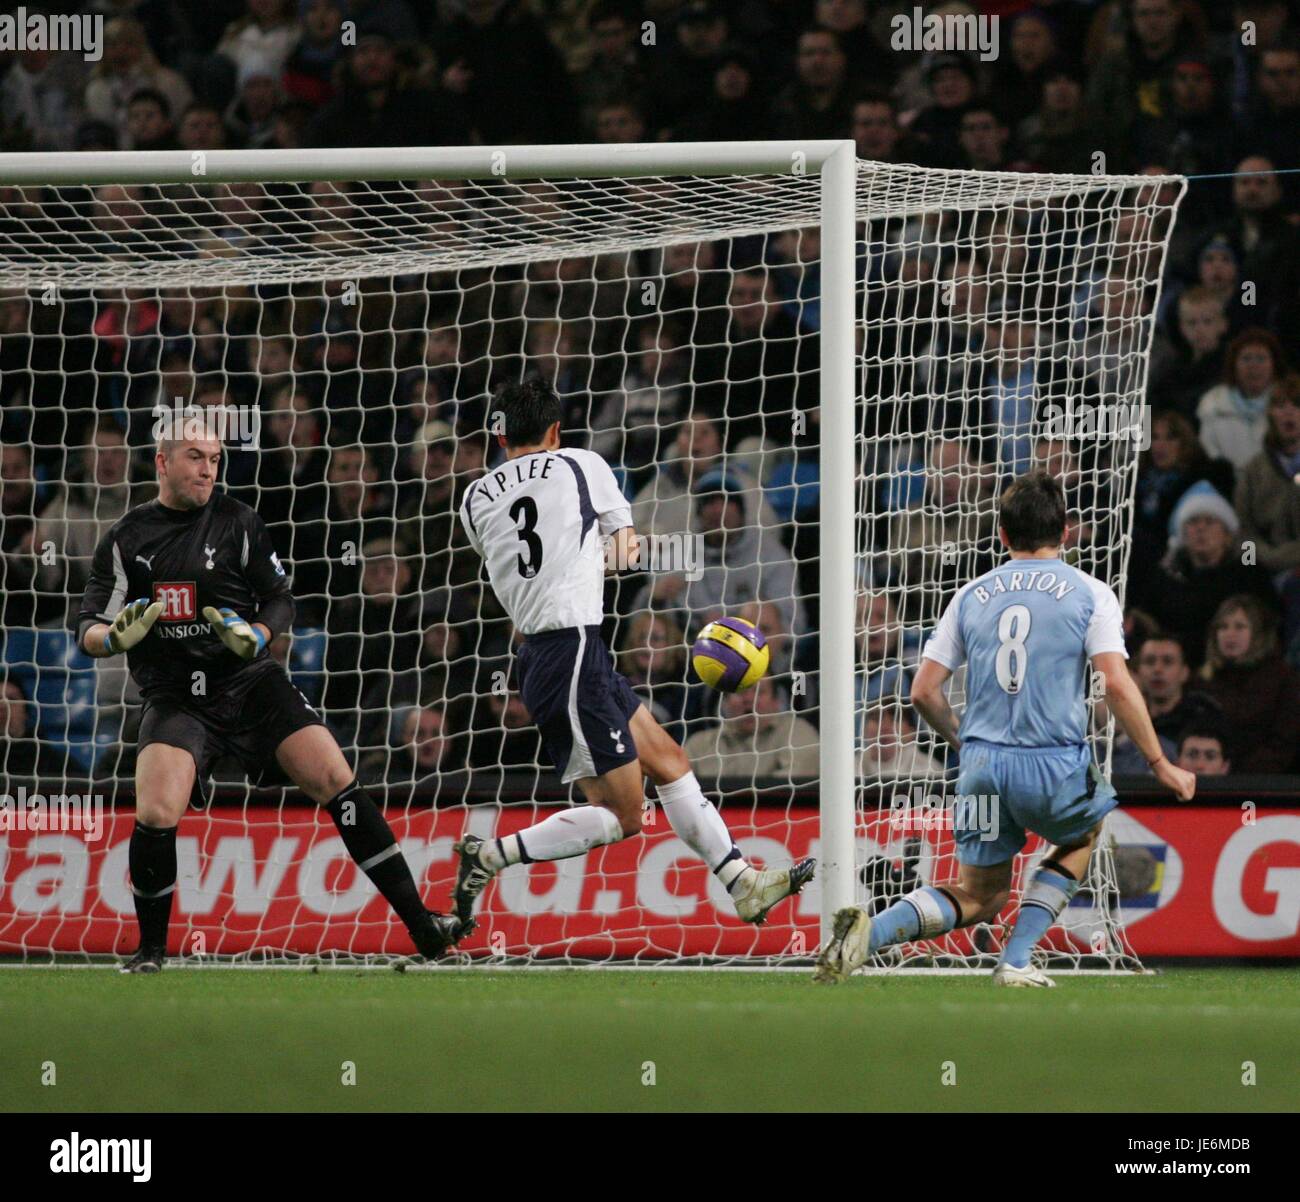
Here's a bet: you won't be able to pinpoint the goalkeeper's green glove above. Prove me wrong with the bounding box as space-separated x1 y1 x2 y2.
104 598 164 654
203 606 268 660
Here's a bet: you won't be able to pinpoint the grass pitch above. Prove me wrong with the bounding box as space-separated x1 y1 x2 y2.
1 967 1296 1112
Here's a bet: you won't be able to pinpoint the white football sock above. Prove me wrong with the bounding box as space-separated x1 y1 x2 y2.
495 805 624 865
655 770 750 889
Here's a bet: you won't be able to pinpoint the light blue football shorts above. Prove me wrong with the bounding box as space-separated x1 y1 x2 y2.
951 739 1119 867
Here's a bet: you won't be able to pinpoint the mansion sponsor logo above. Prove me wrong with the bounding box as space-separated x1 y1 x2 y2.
0 786 104 842
50 1133 151 1183
0 8 103 62
890 5 999 62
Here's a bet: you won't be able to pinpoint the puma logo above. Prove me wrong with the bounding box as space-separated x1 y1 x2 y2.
610 728 625 753
203 544 216 570
135 554 154 571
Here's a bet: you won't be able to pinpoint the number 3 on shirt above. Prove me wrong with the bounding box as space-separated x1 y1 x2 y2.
995 604 1031 694
510 495 543 579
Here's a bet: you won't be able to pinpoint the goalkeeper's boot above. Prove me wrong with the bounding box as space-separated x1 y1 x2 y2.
813 905 872 984
119 946 165 975
407 910 463 961
992 961 1056 988
731 857 816 925
451 834 497 928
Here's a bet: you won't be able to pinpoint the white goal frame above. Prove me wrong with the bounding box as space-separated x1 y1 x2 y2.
0 141 1185 965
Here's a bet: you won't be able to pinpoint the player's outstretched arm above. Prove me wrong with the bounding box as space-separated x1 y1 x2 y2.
1091 651 1196 801
911 659 961 752
82 599 165 658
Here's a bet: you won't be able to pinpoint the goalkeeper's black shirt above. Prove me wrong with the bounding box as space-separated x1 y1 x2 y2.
76 492 295 700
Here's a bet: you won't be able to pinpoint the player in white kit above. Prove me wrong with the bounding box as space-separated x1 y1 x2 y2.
447 379 815 941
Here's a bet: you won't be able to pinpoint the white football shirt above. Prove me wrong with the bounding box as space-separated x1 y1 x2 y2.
458 446 633 634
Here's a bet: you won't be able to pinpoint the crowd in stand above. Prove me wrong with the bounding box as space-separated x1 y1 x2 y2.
1 0 1299 789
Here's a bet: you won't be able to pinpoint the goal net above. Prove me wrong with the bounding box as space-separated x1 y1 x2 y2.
0 146 1183 969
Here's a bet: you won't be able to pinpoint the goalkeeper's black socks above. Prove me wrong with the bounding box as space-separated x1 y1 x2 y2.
128 821 177 951
326 780 428 931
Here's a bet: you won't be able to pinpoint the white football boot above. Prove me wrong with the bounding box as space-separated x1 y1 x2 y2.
813 905 872 984
992 961 1056 988
731 857 816 925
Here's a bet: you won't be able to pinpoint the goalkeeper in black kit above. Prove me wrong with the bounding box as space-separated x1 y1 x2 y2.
78 434 462 972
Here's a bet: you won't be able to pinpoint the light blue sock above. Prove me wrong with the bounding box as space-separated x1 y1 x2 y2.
869 886 959 953
1002 866 1078 969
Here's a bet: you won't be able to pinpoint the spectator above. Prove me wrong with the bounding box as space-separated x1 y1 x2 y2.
324 533 423 748
288 443 393 625
283 0 346 108
589 322 687 479
572 0 648 135
1085 0 1202 168
1131 411 1224 592
307 31 475 148
124 88 177 151
1198 594 1300 772
859 701 945 783
464 659 544 774
1 441 39 627
855 590 921 715
1196 328 1287 471
593 99 646 144
645 0 731 136
1235 375 1300 575
617 611 691 737
177 101 230 151
225 60 284 148
83 16 193 146
1133 482 1279 667
1175 721 1233 777
358 704 461 788
770 28 857 141
216 0 302 81
33 419 139 623
1221 155 1300 319
692 268 813 450
0 674 70 782
906 52 978 169
1131 52 1237 193
812 0 896 92
672 45 769 143
434 0 576 144
956 106 1012 172
1148 285 1230 418
683 675 819 781
1238 42 1300 192
851 93 913 164
993 10 1060 121
1017 63 1092 173
640 466 804 640
0 42 88 151
629 419 730 541
1130 632 1223 750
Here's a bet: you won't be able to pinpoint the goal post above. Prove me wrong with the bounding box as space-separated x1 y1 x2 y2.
0 143 1184 969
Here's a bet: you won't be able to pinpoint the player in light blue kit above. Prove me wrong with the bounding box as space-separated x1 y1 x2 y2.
816 470 1195 986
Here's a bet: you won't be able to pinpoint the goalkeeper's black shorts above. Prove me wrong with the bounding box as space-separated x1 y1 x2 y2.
138 659 324 806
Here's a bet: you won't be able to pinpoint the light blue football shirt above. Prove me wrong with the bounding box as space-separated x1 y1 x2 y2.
922 558 1127 748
